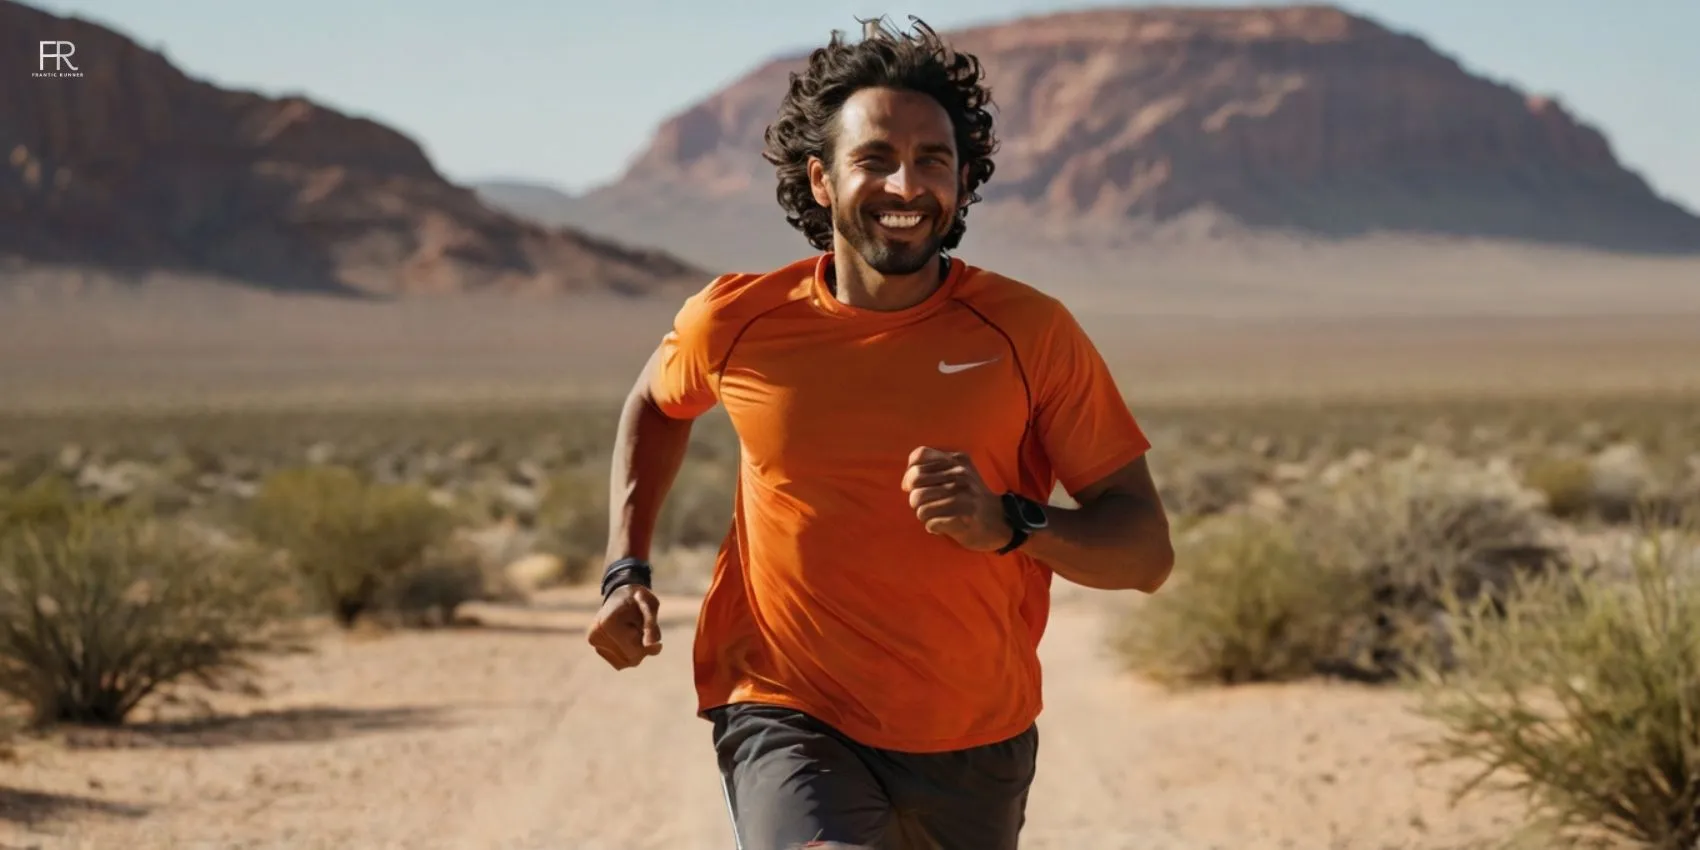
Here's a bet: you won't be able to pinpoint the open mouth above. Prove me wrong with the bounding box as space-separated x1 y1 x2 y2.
871 211 927 233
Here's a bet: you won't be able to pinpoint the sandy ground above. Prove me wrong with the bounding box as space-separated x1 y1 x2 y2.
1 582 1524 850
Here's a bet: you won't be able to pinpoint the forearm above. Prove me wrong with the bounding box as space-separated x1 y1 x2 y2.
605 388 695 564
1022 492 1173 592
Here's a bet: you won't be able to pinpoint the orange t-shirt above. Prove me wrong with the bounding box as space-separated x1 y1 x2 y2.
650 252 1150 753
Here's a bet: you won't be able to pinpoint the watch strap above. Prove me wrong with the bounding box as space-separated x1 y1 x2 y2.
600 557 653 600
996 492 1035 555
996 525 1030 555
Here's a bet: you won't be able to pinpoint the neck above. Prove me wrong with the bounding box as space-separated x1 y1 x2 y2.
828 239 946 312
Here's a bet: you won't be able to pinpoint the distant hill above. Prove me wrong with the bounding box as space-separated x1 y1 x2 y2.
485 4 1700 276
0 0 703 297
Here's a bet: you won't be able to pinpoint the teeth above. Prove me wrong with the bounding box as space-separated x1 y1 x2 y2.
877 214 923 229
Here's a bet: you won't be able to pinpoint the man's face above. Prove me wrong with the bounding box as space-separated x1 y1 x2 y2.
810 86 963 276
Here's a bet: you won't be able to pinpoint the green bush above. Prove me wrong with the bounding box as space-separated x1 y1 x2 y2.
1116 452 1564 685
0 475 92 534
1113 514 1366 685
536 462 609 580
0 507 302 726
536 457 734 583
241 465 456 626
369 541 504 628
1523 454 1596 519
1412 516 1700 849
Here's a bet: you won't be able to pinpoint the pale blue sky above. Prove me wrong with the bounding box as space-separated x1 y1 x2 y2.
23 0 1700 212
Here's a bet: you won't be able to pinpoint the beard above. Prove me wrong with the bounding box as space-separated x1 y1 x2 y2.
833 198 952 276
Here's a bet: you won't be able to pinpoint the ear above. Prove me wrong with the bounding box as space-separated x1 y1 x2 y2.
809 155 833 209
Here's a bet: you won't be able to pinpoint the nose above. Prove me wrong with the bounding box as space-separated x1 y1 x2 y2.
883 163 924 202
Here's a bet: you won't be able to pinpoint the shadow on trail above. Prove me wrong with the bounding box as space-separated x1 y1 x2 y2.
59 705 454 750
0 785 149 827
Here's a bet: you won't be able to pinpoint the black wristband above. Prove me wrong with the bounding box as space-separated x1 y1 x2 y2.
600 557 653 600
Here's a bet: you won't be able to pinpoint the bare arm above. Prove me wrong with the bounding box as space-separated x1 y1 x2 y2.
1022 456 1174 593
604 347 698 564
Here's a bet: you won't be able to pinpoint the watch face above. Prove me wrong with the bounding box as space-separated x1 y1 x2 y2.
1018 498 1048 529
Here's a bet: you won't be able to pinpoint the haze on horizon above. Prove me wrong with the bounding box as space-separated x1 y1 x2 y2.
19 0 1700 216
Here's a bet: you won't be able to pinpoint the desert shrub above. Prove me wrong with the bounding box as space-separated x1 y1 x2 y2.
1412 516 1700 849
1589 443 1660 523
0 475 96 534
1304 451 1566 680
368 540 509 628
1523 454 1595 519
656 459 736 549
0 507 302 725
241 465 457 626
1113 514 1367 685
536 462 611 582
1119 451 1564 685
1524 444 1686 526
537 456 735 582
1153 456 1265 518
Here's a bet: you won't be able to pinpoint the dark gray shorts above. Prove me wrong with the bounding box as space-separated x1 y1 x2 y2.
708 702 1039 850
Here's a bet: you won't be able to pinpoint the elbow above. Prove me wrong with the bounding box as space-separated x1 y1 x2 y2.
1122 524 1175 594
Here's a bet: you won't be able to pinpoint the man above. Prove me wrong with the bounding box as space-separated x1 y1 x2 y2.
586 16 1174 850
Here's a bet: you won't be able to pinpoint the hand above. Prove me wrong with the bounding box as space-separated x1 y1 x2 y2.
901 446 1009 552
586 584 663 670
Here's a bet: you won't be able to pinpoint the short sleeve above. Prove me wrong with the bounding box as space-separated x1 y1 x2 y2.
1030 302 1151 495
649 278 728 420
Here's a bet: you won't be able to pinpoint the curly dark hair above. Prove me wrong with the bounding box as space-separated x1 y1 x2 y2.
762 16 999 253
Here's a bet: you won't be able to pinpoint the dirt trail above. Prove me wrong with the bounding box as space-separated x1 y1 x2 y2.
4 586 1521 850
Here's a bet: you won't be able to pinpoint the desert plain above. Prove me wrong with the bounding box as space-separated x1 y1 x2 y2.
4 246 1700 850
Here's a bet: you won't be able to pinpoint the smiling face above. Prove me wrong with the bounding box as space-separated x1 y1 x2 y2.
809 86 965 276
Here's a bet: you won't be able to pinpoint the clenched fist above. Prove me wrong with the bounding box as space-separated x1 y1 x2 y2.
587 584 663 670
900 446 1009 552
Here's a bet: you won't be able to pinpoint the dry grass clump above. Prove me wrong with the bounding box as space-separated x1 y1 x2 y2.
1302 449 1565 679
535 456 735 585
0 501 303 726
240 465 459 626
365 538 514 629
1522 454 1597 519
1412 514 1700 849
0 475 89 534
1115 450 1565 685
1521 442 1696 526
1152 456 1267 520
1115 513 1367 685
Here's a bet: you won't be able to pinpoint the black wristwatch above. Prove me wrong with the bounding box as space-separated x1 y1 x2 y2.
600 557 654 601
996 492 1048 555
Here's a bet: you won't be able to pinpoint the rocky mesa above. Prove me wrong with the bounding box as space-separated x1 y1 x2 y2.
520 4 1700 272
0 0 702 297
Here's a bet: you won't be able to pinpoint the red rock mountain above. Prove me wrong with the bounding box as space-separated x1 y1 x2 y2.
0 0 701 296
531 5 1700 272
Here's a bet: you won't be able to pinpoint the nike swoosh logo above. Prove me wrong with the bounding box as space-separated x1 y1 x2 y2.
938 357 1001 374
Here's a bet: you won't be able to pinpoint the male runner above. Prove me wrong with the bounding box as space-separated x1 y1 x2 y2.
586 16 1174 850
